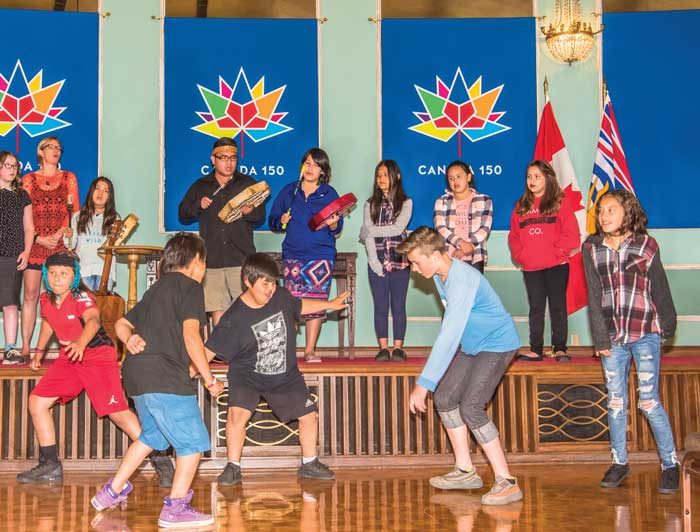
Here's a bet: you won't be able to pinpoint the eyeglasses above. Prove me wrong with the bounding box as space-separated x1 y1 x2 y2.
2 163 19 170
214 155 237 162
42 144 63 152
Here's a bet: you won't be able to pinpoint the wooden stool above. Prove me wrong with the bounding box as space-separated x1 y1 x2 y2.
683 432 700 530
112 245 164 310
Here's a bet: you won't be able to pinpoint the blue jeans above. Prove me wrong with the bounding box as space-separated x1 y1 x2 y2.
601 333 678 469
133 393 211 456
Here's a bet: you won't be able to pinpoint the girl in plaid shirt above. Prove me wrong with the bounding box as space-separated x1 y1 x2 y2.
583 189 679 493
359 160 413 362
433 161 493 273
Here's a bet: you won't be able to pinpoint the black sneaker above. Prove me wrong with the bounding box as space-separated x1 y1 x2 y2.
658 464 679 494
374 349 391 362
2 348 25 365
554 351 571 362
391 348 407 362
17 458 63 484
217 462 243 486
600 464 629 488
150 453 175 488
298 458 335 480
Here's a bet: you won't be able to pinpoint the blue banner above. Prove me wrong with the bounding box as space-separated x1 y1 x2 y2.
382 18 536 230
163 18 319 231
0 9 99 203
603 10 700 228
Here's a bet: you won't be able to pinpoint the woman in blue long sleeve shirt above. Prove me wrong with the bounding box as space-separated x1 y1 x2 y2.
269 148 343 362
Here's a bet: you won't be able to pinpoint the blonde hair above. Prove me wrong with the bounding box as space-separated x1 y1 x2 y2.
397 226 446 256
36 136 61 164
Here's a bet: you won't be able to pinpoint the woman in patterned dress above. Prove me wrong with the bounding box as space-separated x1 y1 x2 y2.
20 136 79 357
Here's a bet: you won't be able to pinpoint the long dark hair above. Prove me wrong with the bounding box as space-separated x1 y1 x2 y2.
369 160 408 224
594 189 648 236
301 147 332 184
0 151 22 195
516 160 563 216
77 177 118 236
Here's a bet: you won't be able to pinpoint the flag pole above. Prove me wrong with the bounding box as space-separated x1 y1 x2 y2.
543 75 549 102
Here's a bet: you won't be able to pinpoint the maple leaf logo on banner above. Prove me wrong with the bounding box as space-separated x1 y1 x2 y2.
192 67 292 158
410 68 510 158
0 60 71 152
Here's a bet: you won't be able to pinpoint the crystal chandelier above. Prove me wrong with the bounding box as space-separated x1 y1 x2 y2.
540 0 603 65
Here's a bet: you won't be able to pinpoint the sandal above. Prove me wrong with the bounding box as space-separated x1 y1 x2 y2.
304 352 322 363
515 351 543 362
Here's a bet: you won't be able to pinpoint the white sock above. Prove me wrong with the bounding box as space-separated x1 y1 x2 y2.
302 456 317 464
228 461 241 467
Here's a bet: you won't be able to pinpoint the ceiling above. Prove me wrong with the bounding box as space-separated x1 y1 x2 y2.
0 0 698 17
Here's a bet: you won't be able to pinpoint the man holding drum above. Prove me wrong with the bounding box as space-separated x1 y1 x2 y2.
179 137 266 324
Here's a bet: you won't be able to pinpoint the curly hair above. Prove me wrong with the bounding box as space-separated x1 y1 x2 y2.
516 160 563 216
594 189 648 236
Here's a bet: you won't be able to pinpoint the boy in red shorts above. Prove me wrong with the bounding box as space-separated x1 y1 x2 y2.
17 252 142 484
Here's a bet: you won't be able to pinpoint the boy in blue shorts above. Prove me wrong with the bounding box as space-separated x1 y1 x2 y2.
90 232 224 528
397 226 522 506
205 252 349 485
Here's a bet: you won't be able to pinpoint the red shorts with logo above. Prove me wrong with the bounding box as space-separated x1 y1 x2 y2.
31 349 129 417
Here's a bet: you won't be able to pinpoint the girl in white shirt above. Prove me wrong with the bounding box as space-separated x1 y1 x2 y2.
66 177 119 291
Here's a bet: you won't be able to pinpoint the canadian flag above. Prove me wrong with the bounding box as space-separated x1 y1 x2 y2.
533 99 588 314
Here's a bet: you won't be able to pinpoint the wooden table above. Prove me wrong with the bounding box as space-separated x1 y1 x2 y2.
268 252 357 358
112 245 164 310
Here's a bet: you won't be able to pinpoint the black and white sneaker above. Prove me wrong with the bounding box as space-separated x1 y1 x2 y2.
2 348 25 365
600 464 630 488
658 465 679 494
17 458 63 484
150 453 175 488
298 458 335 480
217 462 243 486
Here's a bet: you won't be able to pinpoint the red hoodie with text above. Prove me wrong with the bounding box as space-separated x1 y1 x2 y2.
508 196 580 272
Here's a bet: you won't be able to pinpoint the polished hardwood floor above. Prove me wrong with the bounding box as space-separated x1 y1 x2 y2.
0 464 692 531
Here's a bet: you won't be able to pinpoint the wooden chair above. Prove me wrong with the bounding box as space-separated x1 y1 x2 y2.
683 432 700 531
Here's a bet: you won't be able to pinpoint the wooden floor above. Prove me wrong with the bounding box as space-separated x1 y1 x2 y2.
0 464 694 531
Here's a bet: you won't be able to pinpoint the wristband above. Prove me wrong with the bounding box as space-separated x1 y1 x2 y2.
206 377 218 389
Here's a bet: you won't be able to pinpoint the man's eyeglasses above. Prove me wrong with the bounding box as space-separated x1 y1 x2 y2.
42 144 63 152
2 163 19 170
214 155 237 162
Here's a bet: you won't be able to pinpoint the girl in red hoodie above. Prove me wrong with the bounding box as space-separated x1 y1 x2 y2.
508 160 580 361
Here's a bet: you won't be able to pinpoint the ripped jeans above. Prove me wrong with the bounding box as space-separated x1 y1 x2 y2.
602 333 678 470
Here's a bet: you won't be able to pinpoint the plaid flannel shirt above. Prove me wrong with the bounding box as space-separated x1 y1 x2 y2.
584 234 664 345
374 198 409 272
433 189 493 265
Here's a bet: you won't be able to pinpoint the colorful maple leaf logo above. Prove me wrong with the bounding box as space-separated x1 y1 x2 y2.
192 67 291 158
410 68 510 157
0 60 71 152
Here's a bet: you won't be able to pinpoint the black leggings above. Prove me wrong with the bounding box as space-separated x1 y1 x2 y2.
523 263 569 354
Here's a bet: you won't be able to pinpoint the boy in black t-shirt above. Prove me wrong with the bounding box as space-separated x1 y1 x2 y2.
205 252 349 485
90 233 224 529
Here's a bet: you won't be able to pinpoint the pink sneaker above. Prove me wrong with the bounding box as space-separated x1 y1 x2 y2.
91 478 133 511
158 489 214 528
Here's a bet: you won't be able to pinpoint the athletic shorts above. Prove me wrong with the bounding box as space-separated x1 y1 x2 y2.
227 376 317 424
133 393 210 456
31 356 129 417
